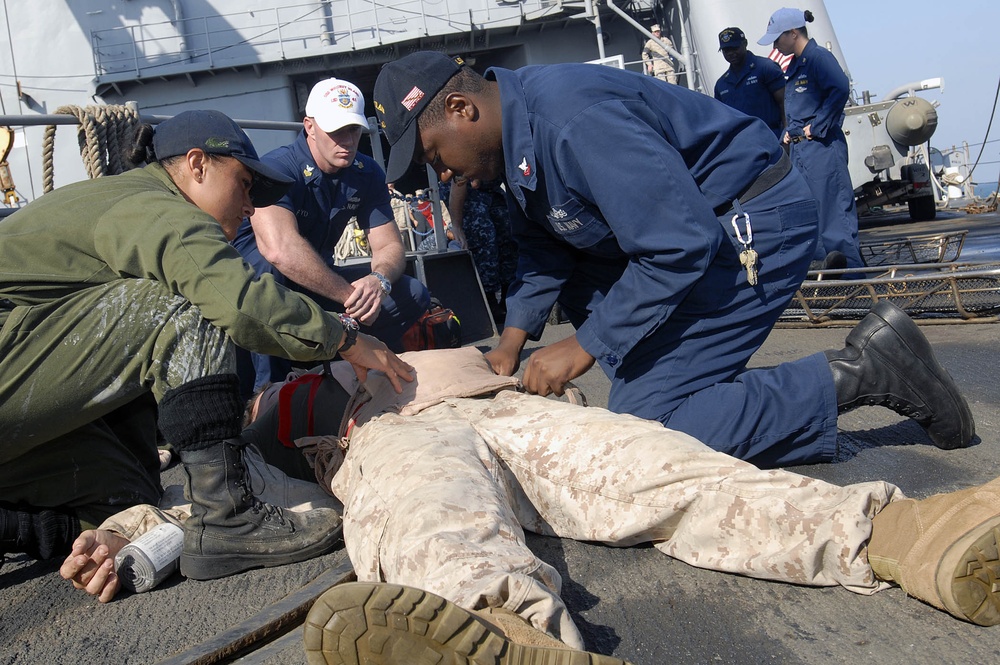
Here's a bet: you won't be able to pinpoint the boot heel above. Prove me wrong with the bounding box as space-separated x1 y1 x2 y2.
304 582 632 664
938 518 1000 626
180 552 250 581
869 301 927 349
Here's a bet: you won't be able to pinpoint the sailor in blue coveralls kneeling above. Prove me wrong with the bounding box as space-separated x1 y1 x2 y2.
372 51 974 468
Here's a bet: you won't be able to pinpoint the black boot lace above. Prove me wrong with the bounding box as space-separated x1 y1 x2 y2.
228 442 292 530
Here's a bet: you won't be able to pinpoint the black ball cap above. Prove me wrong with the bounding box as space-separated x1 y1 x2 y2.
153 109 293 208
373 52 464 182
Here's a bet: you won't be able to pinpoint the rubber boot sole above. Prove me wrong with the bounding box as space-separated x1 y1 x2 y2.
939 518 1000 626
303 582 631 665
852 301 975 449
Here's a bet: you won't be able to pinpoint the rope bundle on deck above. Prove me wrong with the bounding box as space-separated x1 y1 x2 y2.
41 104 141 193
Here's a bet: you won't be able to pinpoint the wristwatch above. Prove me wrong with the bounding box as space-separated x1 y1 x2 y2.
337 313 360 353
370 271 392 296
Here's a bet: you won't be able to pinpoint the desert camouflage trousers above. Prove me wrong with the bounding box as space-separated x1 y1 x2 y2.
332 390 902 649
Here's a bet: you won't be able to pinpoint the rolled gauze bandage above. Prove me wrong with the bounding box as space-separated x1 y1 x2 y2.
114 522 184 593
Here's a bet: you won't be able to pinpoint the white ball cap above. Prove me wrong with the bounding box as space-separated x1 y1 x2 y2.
305 78 369 133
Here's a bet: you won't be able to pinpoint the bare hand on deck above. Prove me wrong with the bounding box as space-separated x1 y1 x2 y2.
59 530 130 603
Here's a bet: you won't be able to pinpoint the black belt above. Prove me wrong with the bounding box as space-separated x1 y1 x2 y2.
713 151 792 217
788 135 808 144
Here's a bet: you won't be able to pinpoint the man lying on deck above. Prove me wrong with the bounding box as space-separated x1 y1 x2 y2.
55 345 1000 663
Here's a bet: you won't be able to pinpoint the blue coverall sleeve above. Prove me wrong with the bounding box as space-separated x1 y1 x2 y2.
762 59 786 93
808 54 849 139
504 201 578 338
260 151 303 215
550 100 719 365
356 168 395 230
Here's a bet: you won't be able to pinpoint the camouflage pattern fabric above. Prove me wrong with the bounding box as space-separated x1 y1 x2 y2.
440 181 517 295
332 355 902 648
88 347 904 646
642 37 677 84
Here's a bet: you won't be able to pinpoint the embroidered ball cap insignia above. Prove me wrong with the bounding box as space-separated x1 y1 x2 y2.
718 27 746 50
305 78 369 133
373 51 463 182
152 109 293 207
757 7 806 45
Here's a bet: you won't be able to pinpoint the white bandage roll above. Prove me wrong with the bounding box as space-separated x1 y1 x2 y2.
114 522 184 593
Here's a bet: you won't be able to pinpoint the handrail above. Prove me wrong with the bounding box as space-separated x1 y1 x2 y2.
0 112 302 132
87 1 658 82
89 1 541 80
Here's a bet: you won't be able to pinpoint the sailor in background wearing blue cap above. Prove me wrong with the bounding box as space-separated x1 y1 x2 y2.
759 7 863 268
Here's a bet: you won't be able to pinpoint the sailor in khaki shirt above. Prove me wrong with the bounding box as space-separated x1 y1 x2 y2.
642 23 677 84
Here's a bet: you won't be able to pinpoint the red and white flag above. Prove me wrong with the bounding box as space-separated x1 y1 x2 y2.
768 48 793 72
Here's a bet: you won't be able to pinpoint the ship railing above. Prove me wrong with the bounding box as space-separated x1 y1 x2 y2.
779 261 1000 326
89 1 556 80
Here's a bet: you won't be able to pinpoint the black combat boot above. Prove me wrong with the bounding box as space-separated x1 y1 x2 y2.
158 374 341 581
825 301 975 449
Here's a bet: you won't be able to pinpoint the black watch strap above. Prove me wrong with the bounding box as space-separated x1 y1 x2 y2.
337 313 360 353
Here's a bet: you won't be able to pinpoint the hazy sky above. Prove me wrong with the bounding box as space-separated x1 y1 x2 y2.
825 0 999 189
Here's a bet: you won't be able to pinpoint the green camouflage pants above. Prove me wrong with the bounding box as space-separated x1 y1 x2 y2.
0 279 233 525
333 390 902 649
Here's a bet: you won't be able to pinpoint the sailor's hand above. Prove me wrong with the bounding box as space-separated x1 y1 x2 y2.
484 327 530 376
59 530 129 603
344 275 384 325
484 346 519 376
339 333 414 392
521 334 595 397
803 124 813 140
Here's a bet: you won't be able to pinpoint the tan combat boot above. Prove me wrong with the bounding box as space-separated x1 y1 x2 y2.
868 477 1000 625
303 581 632 664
